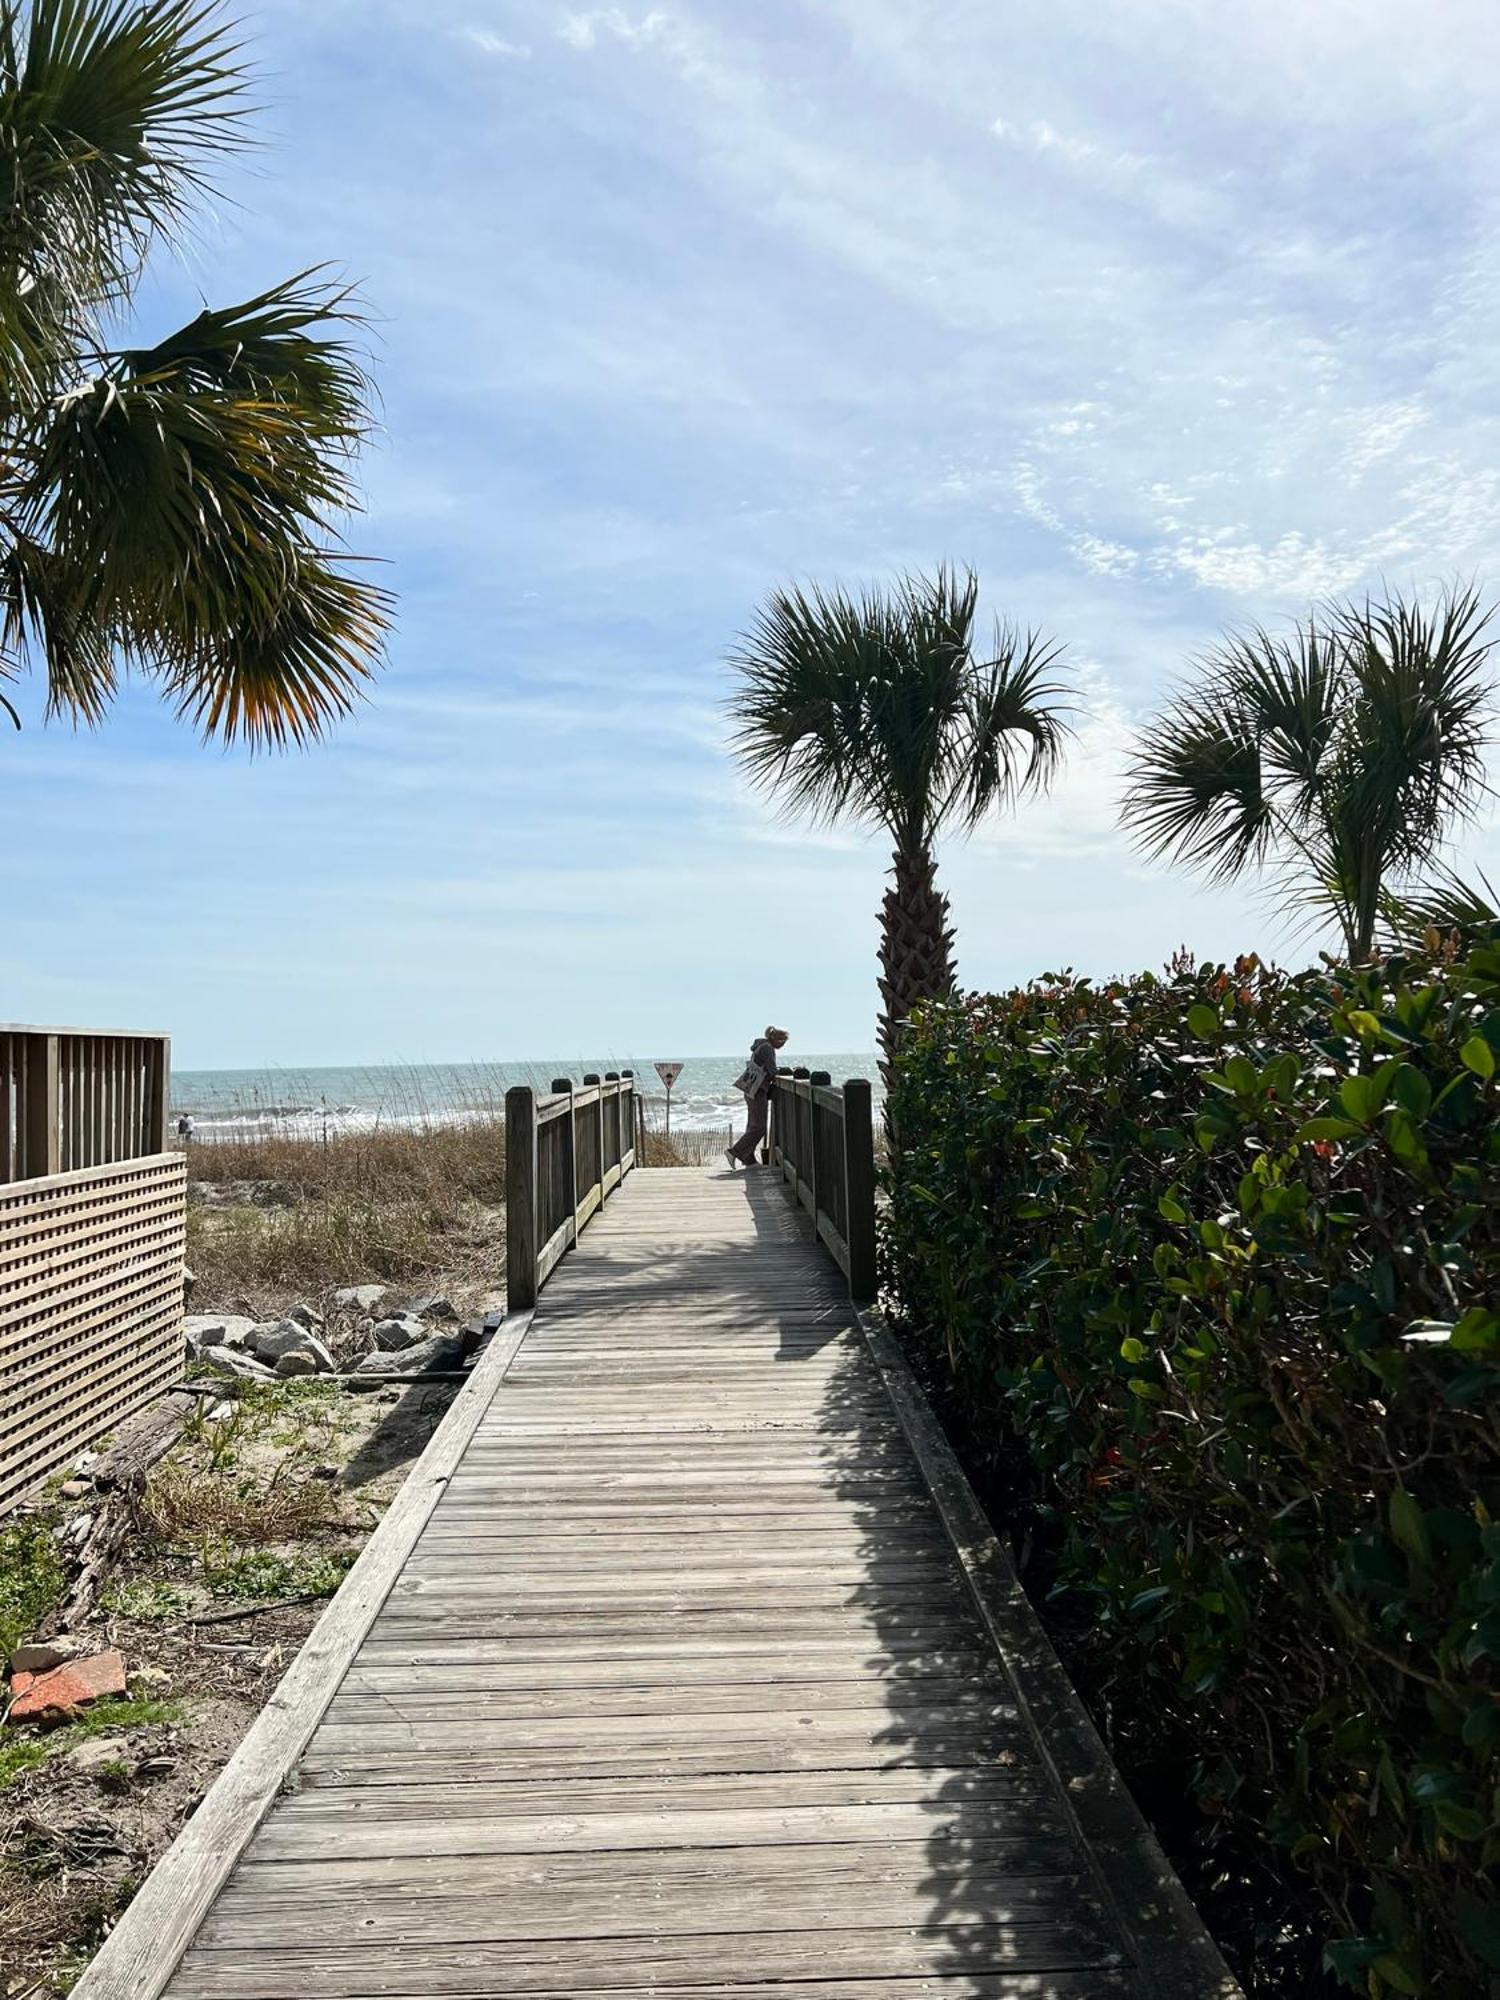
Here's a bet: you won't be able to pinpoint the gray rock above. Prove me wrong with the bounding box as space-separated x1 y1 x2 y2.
332 1284 387 1313
371 1315 428 1353
285 1301 325 1333
248 1320 336 1371
274 1352 318 1378
198 1345 276 1383
66 1737 129 1773
348 1333 464 1382
12 1635 85 1674
405 1294 459 1324
184 1313 257 1358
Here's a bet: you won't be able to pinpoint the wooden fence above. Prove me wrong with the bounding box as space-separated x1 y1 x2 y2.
771 1070 877 1300
1 1025 170 1181
1 1026 183 1513
506 1072 638 1310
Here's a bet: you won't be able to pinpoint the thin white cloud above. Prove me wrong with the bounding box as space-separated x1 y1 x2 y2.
463 27 531 58
559 8 668 51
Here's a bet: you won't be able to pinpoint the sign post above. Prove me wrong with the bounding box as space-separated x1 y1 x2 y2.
654 1061 684 1142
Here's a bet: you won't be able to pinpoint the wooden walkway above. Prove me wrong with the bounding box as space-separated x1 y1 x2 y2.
93 1166 1237 2000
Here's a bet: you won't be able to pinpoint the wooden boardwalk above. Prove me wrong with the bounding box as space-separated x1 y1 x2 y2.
93 1165 1237 2000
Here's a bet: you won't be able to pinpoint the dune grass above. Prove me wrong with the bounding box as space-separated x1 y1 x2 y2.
186 1115 507 1303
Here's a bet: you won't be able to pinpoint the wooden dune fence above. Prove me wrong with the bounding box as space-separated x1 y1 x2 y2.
506 1070 639 1309
1 1027 184 1513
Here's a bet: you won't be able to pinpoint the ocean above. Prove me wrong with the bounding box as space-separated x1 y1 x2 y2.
171 1053 882 1140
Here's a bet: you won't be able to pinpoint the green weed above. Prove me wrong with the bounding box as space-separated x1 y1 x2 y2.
0 1516 66 1659
0 1698 179 1793
101 1578 196 1623
202 1544 353 1601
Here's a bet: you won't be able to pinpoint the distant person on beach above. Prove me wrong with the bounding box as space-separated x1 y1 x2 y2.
176 1113 193 1143
726 1026 788 1169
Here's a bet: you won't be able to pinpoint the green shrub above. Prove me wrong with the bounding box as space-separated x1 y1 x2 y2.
884 940 1500 1998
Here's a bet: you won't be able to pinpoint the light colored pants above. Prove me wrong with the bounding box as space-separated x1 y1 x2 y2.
729 1084 771 1163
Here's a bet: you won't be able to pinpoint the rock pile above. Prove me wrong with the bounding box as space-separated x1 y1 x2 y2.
185 1290 476 1386
184 1307 336 1382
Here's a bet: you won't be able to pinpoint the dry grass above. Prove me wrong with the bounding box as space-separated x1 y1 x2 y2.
188 1115 506 1205
639 1114 733 1167
141 1461 340 1546
186 1116 506 1304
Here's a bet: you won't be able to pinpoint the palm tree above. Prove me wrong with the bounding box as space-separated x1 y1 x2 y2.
1120 585 1495 963
0 0 389 746
728 565 1073 1083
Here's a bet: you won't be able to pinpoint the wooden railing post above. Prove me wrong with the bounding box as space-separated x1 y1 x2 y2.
605 1073 621 1176
843 1077 877 1301
551 1080 577 1252
583 1074 604 1212
506 1085 538 1312
149 1036 171 1154
809 1070 831 1234
621 1071 636 1171
24 1032 60 1180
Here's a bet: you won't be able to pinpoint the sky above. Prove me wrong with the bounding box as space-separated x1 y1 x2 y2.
6 0 1500 1068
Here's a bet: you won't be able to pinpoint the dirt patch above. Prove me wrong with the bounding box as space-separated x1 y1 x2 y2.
0 1372 466 1997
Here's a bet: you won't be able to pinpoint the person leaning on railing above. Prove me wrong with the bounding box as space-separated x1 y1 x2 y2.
726 1026 789 1169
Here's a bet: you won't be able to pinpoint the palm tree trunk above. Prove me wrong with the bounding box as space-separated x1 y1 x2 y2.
878 846 957 1090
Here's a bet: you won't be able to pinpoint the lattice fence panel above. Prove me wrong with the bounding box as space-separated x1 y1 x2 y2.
0 1154 186 1512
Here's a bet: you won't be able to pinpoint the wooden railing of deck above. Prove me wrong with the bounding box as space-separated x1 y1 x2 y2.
506 1071 638 1311
1 1024 170 1182
771 1070 877 1301
1 1024 183 1513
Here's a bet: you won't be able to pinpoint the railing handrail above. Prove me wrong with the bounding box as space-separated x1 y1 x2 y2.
770 1071 877 1301
506 1070 638 1310
0 1021 171 1039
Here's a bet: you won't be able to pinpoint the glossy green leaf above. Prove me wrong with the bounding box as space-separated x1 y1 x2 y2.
1340 1070 1388 1123
1462 1035 1496 1080
1389 1489 1430 1564
1386 1064 1432 1120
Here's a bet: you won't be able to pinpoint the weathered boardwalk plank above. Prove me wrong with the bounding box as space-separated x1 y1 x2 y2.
84 1165 1237 2000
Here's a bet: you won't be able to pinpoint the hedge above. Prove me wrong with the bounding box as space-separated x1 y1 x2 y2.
883 940 1500 1999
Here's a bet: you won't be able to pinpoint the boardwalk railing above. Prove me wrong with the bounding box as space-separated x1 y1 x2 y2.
771 1070 877 1301
1 1025 184 1513
506 1071 638 1310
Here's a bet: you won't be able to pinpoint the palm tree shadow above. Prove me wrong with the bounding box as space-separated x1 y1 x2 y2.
786 1209 1130 1990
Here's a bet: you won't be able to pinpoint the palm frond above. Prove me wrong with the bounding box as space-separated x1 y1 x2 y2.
16 272 387 741
1217 619 1339 812
157 551 389 748
1124 583 1498 958
1383 863 1500 943
727 564 1073 853
949 621 1073 832
0 7 386 749
1120 678 1272 882
0 0 250 367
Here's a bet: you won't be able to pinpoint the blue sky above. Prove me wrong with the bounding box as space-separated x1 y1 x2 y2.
6 0 1500 1068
